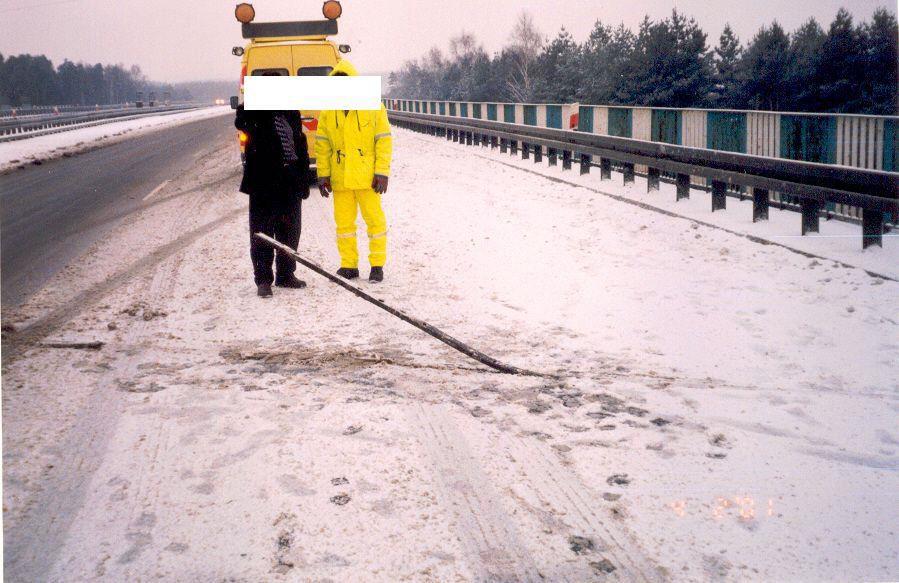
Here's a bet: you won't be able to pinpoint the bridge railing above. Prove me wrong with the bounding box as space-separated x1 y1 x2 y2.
384 99 898 226
385 107 898 250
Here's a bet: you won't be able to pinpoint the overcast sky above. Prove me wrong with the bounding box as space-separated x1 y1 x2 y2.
1 0 894 83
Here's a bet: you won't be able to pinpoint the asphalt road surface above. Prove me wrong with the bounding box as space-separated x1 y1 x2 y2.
0 114 235 307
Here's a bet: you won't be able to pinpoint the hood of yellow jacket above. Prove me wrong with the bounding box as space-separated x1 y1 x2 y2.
329 59 359 77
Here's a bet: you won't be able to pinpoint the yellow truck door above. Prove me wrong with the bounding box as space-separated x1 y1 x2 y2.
246 45 292 76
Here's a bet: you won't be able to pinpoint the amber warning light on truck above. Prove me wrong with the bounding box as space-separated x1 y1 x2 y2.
234 2 342 24
234 3 255 24
322 1 342 20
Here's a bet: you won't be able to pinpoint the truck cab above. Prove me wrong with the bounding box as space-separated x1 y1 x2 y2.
232 2 348 165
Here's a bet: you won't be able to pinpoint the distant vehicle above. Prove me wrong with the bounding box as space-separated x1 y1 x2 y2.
136 91 144 108
231 1 352 166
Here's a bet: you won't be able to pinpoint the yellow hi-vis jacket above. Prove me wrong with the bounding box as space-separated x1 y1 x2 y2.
315 59 392 191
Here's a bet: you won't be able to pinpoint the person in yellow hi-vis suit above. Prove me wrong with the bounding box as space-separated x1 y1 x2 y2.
316 59 392 283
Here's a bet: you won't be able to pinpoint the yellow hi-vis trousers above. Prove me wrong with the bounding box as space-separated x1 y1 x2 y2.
333 188 387 268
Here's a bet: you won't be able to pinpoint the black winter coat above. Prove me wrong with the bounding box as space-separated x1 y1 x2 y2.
234 106 314 201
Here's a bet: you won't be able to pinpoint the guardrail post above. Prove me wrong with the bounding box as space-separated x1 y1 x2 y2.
466 131 473 146
676 174 690 200
548 148 558 166
800 200 821 235
533 145 542 163
562 150 572 170
511 140 518 155
500 138 507 153
580 154 591 175
491 136 498 149
600 159 612 180
647 167 660 192
622 163 634 184
752 188 769 222
862 209 884 249
522 142 530 160
711 180 727 211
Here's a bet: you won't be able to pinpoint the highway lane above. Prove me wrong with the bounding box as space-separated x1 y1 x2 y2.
0 114 236 307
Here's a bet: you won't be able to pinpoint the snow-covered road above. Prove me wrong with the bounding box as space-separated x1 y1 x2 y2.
2 125 897 581
0 106 231 173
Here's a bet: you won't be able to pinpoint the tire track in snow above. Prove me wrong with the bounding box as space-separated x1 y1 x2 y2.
4 164 239 581
407 403 545 582
74 190 208 580
505 434 666 582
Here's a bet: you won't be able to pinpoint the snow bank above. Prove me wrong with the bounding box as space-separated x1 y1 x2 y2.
442 135 899 281
0 106 232 173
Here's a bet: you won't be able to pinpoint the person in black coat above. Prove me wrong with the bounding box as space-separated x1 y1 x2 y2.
235 104 314 297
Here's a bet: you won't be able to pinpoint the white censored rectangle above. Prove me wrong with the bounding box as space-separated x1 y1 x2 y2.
244 76 382 110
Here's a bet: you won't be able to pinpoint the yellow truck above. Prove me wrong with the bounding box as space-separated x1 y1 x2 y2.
230 2 350 164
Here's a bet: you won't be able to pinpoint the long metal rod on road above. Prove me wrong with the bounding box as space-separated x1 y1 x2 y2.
254 233 547 377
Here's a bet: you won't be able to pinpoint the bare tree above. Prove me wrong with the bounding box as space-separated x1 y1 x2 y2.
425 47 445 71
449 32 483 61
506 11 544 101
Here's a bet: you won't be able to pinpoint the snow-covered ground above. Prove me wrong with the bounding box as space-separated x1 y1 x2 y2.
0 106 231 173
2 125 897 581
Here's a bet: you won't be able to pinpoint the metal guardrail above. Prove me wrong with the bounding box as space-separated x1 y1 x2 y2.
0 107 135 131
0 102 139 118
388 110 899 249
0 104 200 143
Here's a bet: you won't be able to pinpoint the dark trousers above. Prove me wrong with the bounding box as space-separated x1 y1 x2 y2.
249 195 301 286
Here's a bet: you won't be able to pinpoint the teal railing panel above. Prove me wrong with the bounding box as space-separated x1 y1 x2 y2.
578 106 594 132
884 119 897 221
524 105 537 126
472 103 482 119
487 103 498 121
780 115 837 164
449 102 457 116
546 105 563 129
504 104 516 123
884 118 898 172
651 109 681 144
439 102 446 115
608 107 633 138
707 111 747 153
460 102 469 117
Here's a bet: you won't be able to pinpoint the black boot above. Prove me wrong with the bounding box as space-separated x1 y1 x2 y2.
369 266 384 282
336 267 359 280
275 274 307 289
257 283 273 298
